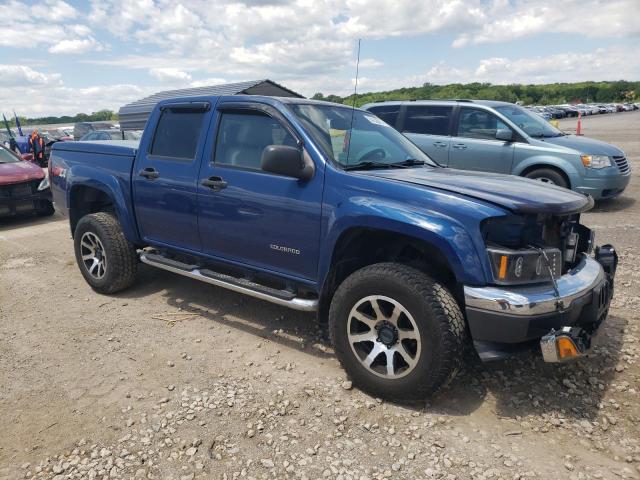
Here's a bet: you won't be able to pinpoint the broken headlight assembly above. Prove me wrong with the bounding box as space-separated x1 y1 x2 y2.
481 214 593 286
486 246 562 285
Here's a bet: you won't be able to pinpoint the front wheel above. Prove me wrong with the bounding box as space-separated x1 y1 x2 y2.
524 168 568 188
74 212 138 294
329 263 466 401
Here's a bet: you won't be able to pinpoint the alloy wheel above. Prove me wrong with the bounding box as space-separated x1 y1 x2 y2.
80 231 108 280
347 295 421 379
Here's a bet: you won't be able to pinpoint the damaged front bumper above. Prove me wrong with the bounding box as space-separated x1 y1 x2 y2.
464 246 617 362
0 184 52 217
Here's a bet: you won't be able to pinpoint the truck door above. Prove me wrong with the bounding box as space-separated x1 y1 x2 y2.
133 102 211 251
197 101 324 281
448 107 515 173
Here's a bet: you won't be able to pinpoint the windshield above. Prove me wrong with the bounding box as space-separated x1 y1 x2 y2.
495 105 563 138
288 104 437 168
0 145 20 163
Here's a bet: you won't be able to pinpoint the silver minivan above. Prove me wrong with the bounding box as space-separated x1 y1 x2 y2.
362 100 630 200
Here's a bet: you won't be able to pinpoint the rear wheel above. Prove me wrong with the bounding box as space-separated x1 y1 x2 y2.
329 263 466 401
524 168 568 188
74 212 137 294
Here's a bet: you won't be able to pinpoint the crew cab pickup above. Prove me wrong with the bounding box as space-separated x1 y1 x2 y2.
50 96 617 400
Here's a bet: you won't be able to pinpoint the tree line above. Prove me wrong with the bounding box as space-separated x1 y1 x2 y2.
4 109 117 127
312 81 639 107
5 81 638 126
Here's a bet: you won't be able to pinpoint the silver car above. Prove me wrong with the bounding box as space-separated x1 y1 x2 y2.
362 100 630 200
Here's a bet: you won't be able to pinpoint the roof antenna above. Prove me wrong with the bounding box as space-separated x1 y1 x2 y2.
345 38 361 166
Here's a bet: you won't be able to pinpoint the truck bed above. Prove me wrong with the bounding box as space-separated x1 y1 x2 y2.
53 140 139 157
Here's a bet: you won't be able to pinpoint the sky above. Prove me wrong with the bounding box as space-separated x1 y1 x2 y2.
0 0 639 117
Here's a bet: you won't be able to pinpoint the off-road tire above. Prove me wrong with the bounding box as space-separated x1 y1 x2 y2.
329 263 466 401
74 212 137 294
524 168 568 188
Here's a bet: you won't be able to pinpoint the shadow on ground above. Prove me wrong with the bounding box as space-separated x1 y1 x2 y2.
115 265 625 419
0 211 63 232
591 196 636 213
114 265 330 360
432 312 625 420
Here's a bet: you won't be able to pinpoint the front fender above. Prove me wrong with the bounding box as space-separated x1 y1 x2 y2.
513 153 583 186
319 194 490 289
66 165 139 243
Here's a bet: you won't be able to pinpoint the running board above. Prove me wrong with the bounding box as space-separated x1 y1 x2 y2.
139 252 318 312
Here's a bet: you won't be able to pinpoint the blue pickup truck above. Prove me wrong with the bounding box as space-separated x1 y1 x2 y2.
50 96 617 400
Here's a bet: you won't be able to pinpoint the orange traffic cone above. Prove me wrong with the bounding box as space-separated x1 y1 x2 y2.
576 112 583 136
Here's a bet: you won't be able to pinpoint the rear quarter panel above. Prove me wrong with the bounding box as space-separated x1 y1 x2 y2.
50 142 139 242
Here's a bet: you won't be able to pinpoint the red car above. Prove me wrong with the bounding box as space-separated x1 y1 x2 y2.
0 144 54 217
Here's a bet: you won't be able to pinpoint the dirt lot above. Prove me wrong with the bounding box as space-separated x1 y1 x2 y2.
1 111 639 480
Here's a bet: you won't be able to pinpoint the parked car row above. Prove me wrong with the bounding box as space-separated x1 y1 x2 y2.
363 99 631 200
527 102 639 120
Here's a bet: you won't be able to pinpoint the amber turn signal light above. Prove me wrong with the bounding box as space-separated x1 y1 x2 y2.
498 255 508 280
557 336 580 360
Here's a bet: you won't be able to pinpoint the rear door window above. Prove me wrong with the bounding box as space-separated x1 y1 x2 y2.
457 108 510 140
402 106 453 136
151 108 206 159
367 105 401 127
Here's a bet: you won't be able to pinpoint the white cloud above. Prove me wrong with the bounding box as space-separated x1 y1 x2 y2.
149 67 193 83
472 48 640 84
0 65 62 87
357 58 384 69
0 0 101 53
2 0 639 115
386 47 640 87
49 37 102 54
451 0 640 47
32 0 78 21
189 77 227 88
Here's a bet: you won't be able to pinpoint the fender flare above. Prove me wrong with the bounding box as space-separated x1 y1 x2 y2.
67 165 140 243
318 198 489 291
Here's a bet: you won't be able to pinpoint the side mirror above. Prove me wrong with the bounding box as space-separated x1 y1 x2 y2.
496 129 513 141
261 145 314 181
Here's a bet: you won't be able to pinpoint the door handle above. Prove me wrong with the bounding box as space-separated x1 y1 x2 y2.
139 167 159 179
452 143 467 150
201 176 227 191
432 141 447 148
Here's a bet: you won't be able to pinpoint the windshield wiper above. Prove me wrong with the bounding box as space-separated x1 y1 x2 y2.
393 158 426 167
344 159 426 171
343 161 401 171
530 132 565 138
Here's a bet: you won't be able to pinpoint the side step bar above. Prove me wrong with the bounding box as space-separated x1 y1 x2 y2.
139 252 318 312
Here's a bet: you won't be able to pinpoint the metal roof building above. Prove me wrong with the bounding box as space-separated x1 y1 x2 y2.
118 79 303 131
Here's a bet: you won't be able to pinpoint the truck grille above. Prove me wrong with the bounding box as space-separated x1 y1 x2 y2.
612 156 630 174
0 180 40 198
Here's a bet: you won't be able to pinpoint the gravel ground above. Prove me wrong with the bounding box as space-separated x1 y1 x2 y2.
1 111 638 480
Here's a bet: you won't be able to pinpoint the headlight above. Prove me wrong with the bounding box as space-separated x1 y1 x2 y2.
487 246 562 285
37 172 50 191
581 154 612 169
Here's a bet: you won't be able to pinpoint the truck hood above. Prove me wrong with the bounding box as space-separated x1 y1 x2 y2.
0 160 44 185
364 167 593 215
538 134 625 156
